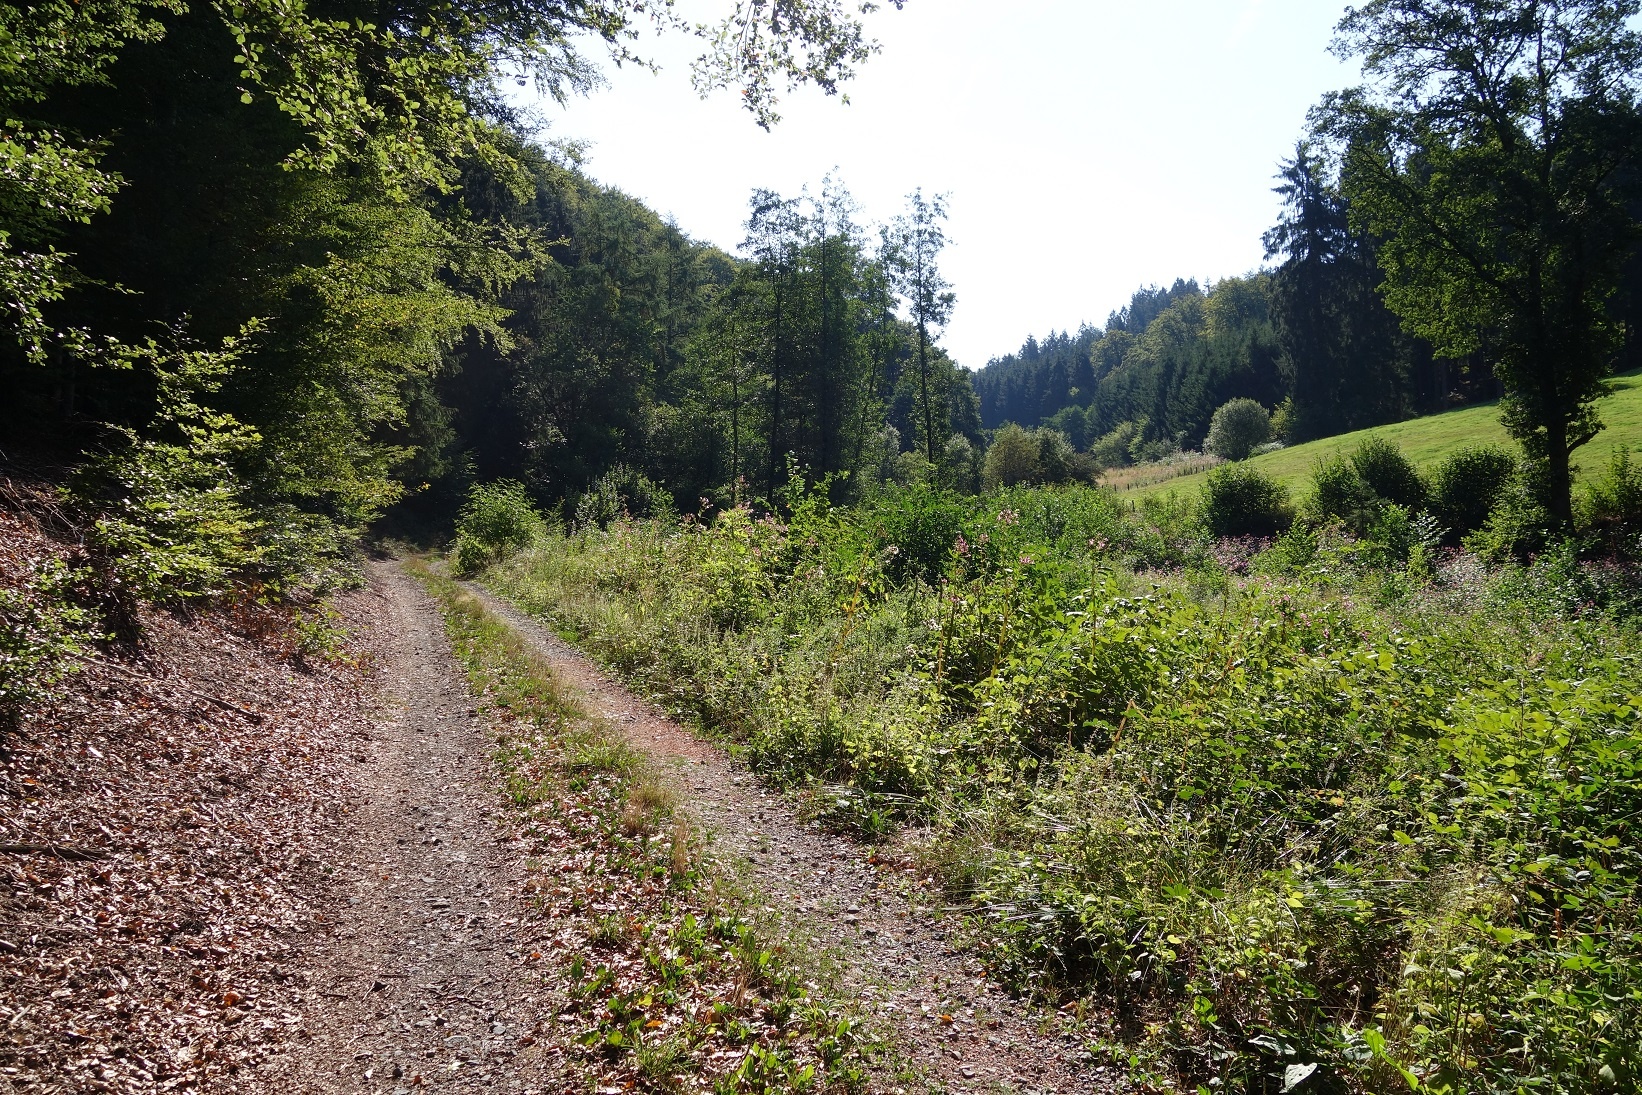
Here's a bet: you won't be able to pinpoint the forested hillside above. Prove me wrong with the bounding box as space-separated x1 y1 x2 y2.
431 171 982 522
1 0 960 591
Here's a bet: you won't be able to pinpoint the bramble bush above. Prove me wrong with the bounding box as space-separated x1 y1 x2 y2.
484 477 1642 1095
1200 464 1293 536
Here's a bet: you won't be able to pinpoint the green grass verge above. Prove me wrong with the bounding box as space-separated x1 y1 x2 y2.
404 559 880 1094
1122 368 1642 501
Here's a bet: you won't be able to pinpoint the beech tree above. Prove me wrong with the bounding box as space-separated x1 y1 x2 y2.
1319 0 1642 523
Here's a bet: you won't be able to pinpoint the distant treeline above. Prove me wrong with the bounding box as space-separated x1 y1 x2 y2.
975 144 1642 460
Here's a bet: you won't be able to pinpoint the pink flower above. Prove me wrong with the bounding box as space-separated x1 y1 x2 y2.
954 534 970 557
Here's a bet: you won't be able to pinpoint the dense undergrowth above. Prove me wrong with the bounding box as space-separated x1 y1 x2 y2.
478 482 1641 1095
408 561 880 1093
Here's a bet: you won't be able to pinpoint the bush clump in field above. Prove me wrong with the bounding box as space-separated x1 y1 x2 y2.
1204 397 1271 461
982 424 1098 488
1351 435 1426 510
1200 464 1292 536
452 480 548 575
1304 437 1427 536
1305 453 1381 532
1428 445 1517 536
1579 448 1642 558
572 464 675 530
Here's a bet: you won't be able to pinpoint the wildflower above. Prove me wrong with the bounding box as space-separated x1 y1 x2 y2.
1019 554 1033 566
998 508 1019 526
954 534 970 557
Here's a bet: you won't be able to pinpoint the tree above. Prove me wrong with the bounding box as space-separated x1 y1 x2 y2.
2 0 901 592
1319 0 1642 524
886 190 956 465
692 0 909 128
982 424 1040 488
1264 140 1438 439
1205 398 1272 461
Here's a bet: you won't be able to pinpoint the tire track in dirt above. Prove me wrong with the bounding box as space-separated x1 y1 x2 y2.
267 564 571 1094
464 582 1111 1095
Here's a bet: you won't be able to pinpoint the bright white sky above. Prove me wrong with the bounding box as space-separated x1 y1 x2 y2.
530 0 1361 368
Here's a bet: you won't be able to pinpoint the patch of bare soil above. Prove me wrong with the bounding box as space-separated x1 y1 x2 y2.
466 586 1111 1095
264 563 572 1094
0 503 384 1094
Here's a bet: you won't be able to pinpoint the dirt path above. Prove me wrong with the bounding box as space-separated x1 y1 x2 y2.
267 565 571 1094
464 584 1108 1095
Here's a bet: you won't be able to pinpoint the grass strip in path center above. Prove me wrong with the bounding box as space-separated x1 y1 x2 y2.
405 558 880 1094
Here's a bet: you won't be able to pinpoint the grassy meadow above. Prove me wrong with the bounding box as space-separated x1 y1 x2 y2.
1117 369 1642 501
477 483 1641 1095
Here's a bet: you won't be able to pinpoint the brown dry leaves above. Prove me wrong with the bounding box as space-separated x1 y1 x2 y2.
0 500 388 1094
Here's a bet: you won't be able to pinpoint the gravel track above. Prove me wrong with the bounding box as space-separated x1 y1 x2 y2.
464 582 1109 1095
269 565 572 1094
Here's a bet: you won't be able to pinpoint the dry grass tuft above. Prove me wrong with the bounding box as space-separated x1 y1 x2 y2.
620 778 676 838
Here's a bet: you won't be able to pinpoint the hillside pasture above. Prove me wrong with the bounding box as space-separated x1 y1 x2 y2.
1115 368 1642 500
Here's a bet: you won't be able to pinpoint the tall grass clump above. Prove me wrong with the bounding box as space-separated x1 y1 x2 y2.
484 480 1641 1095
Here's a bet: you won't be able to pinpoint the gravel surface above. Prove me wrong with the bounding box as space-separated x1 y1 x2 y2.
268 565 571 1094
2 534 1112 1095
466 582 1110 1095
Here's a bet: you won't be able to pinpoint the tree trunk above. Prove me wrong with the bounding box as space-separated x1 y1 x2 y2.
768 283 784 500
918 321 935 465
1545 417 1574 529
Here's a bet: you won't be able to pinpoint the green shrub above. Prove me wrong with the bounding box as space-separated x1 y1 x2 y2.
983 423 1042 488
0 558 96 725
76 434 264 602
1429 445 1517 535
1088 419 1145 468
1204 397 1271 461
1269 396 1297 444
1466 461 1554 562
984 425 1097 488
452 480 548 575
573 465 675 530
65 320 360 604
1305 454 1380 532
867 484 968 584
1200 464 1293 536
1350 436 1427 510
1578 448 1642 558
939 433 981 493
1306 440 1429 536
1357 503 1442 569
